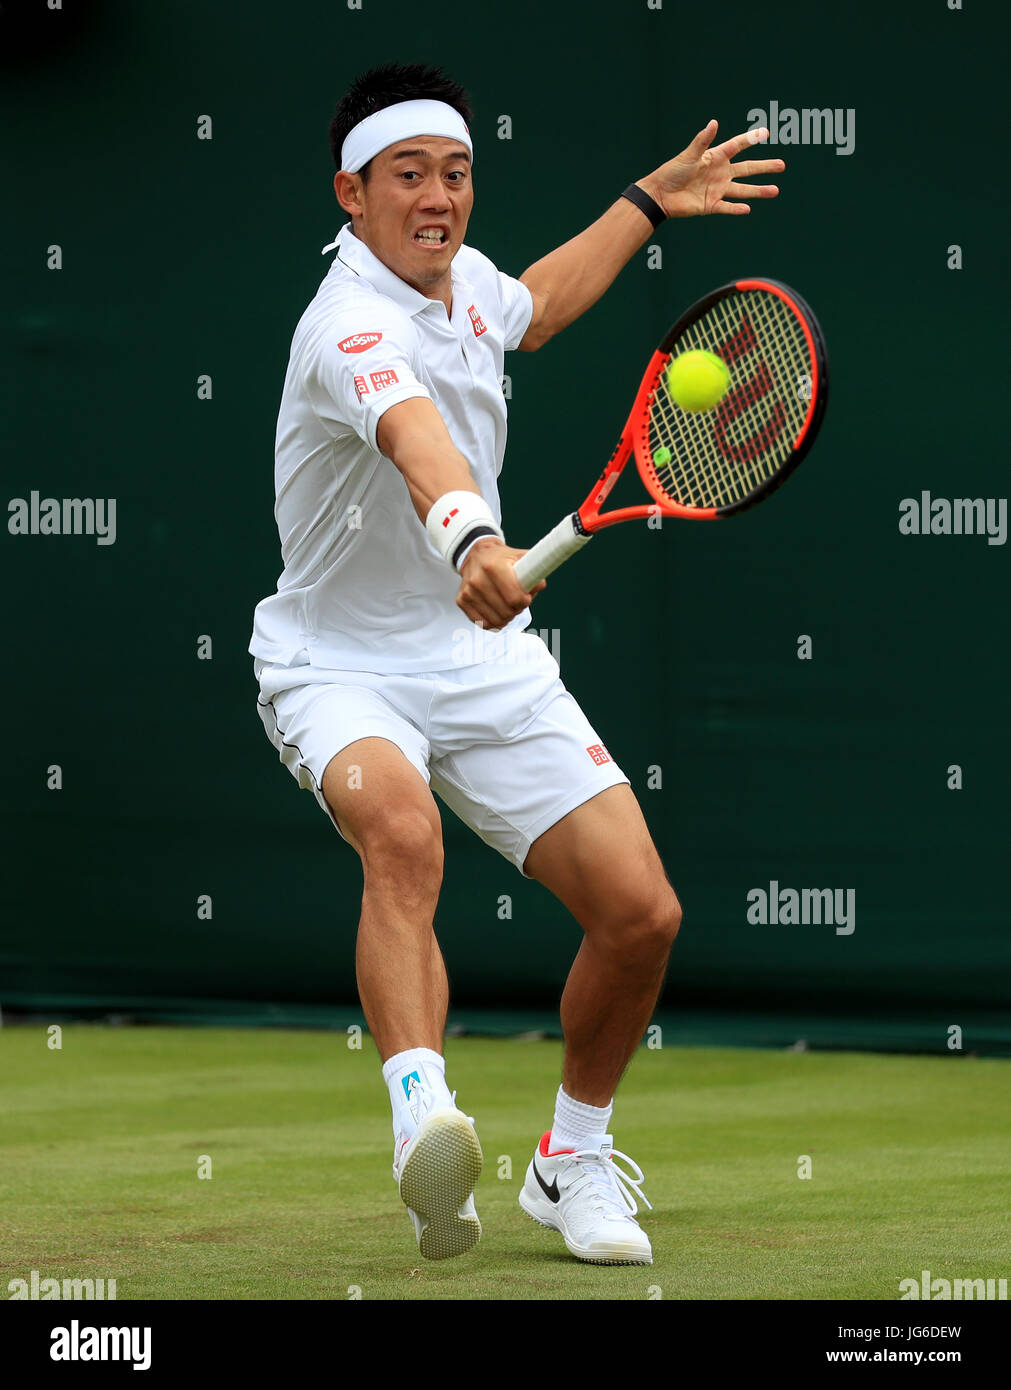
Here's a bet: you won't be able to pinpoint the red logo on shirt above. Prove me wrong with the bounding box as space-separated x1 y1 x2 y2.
468 305 487 337
338 332 383 354
353 375 369 401
586 744 612 766
369 369 399 391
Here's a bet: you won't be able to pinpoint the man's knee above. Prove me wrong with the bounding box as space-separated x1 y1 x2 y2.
320 739 443 888
590 884 682 957
356 806 445 890
633 889 682 954
658 890 683 945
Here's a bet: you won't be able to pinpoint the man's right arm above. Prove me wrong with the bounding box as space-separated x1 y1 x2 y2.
376 397 545 630
376 396 481 521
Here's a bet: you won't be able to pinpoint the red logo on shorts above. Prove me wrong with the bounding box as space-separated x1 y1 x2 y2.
468 304 487 337
338 332 383 354
369 369 399 391
587 744 611 766
353 374 369 401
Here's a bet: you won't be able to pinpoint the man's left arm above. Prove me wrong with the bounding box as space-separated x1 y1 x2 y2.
517 120 784 351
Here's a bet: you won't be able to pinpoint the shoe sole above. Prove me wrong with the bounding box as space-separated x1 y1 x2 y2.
518 1186 653 1266
399 1110 483 1261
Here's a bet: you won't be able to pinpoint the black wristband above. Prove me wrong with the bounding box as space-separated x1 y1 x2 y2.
620 183 665 229
452 525 501 571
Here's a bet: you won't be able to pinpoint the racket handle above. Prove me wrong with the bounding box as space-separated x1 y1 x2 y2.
514 513 592 589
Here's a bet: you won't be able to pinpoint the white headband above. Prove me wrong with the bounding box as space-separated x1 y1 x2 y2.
340 98 473 174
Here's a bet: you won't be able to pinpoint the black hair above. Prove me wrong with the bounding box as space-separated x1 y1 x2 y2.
329 63 472 181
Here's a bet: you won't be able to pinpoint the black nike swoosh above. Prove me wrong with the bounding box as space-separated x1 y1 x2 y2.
532 1155 560 1204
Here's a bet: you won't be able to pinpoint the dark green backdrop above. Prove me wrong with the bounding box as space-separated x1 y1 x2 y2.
2 0 1007 1052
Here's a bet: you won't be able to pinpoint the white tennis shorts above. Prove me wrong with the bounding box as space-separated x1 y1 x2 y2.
254 631 629 877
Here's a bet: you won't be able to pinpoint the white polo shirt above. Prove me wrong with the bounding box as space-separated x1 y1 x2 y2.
249 223 535 673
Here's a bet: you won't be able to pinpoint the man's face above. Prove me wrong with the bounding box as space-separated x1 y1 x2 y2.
347 137 473 299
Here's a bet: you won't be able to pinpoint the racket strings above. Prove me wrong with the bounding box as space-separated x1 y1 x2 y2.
647 290 814 510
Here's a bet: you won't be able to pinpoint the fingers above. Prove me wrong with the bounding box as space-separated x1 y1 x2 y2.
729 158 786 177
460 602 517 631
457 566 547 630
458 564 542 629
719 126 770 159
461 602 512 631
455 542 547 630
722 181 781 199
691 118 719 150
459 585 527 630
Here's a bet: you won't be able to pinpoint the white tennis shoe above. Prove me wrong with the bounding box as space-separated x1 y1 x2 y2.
518 1131 653 1265
393 1089 483 1261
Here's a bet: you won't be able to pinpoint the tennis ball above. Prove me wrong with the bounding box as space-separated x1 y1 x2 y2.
666 350 730 412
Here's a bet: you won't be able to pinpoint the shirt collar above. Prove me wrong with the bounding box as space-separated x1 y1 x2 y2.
326 223 469 318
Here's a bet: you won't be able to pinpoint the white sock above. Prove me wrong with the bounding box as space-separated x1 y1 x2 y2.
549 1085 613 1152
382 1047 454 1141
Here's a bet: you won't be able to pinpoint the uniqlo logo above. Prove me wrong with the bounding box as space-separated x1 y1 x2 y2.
468 304 487 337
586 744 611 766
353 375 369 401
369 369 399 391
338 332 383 354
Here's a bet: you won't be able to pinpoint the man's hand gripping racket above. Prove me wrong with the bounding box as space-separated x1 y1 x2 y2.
514 278 829 591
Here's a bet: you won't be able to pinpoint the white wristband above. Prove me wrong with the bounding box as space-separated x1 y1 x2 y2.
425 490 505 571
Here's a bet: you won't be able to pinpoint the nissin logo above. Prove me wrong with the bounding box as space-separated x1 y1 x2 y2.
338 332 383 354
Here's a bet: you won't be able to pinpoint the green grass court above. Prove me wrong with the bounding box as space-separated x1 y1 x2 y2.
1 1026 1007 1301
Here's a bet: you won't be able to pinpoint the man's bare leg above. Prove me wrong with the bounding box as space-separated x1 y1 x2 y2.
322 736 481 1259
516 784 677 1262
321 737 448 1059
523 784 682 1106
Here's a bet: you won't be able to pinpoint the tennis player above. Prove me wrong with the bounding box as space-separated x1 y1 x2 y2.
250 64 784 1265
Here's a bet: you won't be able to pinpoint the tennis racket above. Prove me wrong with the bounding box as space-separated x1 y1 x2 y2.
513 277 828 590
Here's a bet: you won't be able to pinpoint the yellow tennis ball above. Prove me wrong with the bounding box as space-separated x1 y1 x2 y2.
666 350 730 412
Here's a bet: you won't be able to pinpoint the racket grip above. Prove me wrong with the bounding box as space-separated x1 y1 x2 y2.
514 513 592 589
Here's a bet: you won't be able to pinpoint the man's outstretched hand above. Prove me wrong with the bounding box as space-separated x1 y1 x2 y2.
642 121 785 218
457 537 546 631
